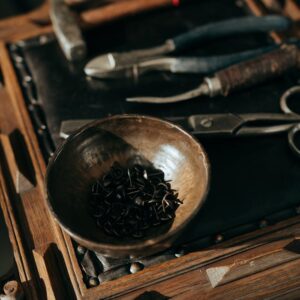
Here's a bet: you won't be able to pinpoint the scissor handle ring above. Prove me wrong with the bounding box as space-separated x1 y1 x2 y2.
280 85 300 114
288 124 300 157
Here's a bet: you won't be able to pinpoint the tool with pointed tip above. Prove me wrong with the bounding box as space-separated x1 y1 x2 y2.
126 44 300 104
85 44 279 78
50 0 182 61
58 85 300 156
84 15 291 78
50 0 87 61
59 113 300 140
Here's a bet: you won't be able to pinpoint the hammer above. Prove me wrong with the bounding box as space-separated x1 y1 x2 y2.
50 0 180 61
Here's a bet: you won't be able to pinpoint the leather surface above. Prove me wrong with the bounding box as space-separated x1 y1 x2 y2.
20 0 300 243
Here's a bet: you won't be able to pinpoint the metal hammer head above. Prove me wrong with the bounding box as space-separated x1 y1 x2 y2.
50 0 87 61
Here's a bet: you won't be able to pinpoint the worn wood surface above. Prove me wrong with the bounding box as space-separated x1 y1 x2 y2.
0 0 175 43
1 280 24 300
120 223 300 299
246 0 300 39
1 0 300 299
79 0 173 27
0 134 34 194
0 44 75 299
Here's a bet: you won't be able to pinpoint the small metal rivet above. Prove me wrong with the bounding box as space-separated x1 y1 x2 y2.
130 262 143 274
235 0 243 7
18 40 25 46
15 56 23 63
200 118 213 128
215 234 223 243
39 35 49 44
37 128 44 135
88 277 99 287
9 44 18 51
77 245 86 255
259 220 268 228
175 249 185 257
16 40 26 48
23 76 32 84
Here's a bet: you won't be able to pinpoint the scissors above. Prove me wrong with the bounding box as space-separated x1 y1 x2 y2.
167 86 300 156
59 86 300 155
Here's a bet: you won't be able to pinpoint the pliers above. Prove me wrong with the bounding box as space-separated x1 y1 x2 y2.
84 15 291 79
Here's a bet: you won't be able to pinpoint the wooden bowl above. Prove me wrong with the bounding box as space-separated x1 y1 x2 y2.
45 115 210 257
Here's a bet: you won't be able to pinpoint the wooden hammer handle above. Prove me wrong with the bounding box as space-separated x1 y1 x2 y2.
65 0 128 6
79 0 174 27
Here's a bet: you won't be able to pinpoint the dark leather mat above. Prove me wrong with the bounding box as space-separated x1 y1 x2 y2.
14 0 300 244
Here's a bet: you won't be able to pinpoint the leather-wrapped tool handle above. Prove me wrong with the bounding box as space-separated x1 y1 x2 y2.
214 44 299 96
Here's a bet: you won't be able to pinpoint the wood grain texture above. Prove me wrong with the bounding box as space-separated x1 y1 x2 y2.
1 1 300 299
0 168 38 300
246 0 300 39
0 88 39 299
0 134 34 194
261 0 300 21
0 0 175 42
0 44 76 298
79 0 172 26
4 29 300 297
284 0 300 20
62 217 300 299
1 280 24 300
2 34 300 299
244 0 283 43
206 238 300 288
121 229 300 299
0 2 50 42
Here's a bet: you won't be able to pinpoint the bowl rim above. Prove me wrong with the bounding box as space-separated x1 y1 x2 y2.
45 114 211 252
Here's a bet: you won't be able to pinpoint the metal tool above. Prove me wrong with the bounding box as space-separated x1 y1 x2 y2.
126 44 299 103
50 0 87 61
59 85 300 156
84 15 291 78
50 0 180 61
169 86 300 156
86 45 279 78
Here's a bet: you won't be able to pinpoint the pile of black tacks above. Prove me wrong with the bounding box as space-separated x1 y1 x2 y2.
89 162 182 238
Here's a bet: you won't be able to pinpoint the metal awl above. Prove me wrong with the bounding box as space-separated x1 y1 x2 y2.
126 44 300 104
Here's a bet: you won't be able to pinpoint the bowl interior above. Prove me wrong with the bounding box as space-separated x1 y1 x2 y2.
46 116 210 249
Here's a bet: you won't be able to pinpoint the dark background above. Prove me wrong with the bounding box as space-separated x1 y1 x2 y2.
0 0 43 19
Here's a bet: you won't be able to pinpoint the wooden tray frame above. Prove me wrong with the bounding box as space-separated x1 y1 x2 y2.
1 1 300 299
